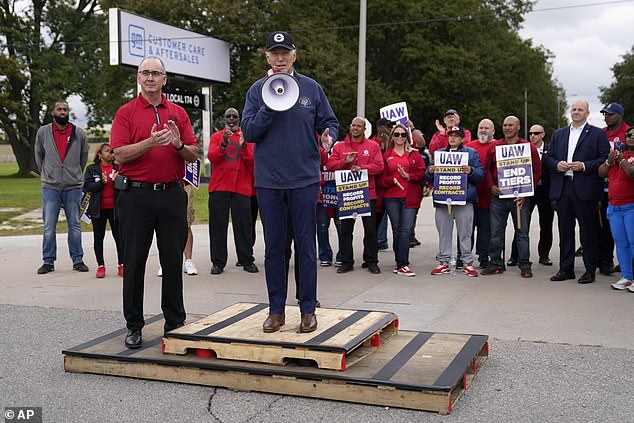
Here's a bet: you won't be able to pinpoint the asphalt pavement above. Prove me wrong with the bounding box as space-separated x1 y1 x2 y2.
1 204 632 422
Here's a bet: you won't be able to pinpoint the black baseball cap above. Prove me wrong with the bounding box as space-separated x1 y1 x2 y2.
266 31 295 51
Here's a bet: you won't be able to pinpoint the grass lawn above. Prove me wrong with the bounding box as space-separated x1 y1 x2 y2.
0 162 210 236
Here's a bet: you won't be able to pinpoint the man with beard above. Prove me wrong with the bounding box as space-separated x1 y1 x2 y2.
465 118 496 268
597 103 630 275
207 108 258 275
35 100 89 275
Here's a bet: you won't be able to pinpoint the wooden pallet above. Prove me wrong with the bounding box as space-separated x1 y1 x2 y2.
162 303 399 371
63 312 488 414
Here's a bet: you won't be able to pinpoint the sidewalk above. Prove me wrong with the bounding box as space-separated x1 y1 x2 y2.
1 204 632 421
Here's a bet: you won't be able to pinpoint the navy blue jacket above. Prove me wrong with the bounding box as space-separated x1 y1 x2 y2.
241 71 338 189
543 123 609 201
426 145 484 207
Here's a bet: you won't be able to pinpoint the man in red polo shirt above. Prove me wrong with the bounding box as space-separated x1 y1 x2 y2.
111 56 199 349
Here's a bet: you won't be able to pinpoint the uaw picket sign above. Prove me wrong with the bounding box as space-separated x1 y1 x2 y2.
335 170 371 219
495 144 534 198
433 151 468 206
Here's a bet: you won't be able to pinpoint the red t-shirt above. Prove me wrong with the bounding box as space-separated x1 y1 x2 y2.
604 122 631 145
207 128 254 196
52 123 72 163
465 140 494 209
99 163 116 209
110 94 197 183
608 152 634 206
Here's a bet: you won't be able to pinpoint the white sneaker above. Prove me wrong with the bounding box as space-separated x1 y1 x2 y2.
397 266 416 277
184 259 198 275
157 266 162 277
629 284 634 293
611 278 633 290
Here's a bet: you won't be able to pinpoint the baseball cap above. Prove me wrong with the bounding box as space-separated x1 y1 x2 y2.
444 109 459 116
266 31 295 51
447 126 465 137
600 102 624 115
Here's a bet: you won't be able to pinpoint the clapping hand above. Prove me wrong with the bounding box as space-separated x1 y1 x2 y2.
321 128 333 150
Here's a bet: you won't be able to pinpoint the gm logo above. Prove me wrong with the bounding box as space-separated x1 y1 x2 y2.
128 24 145 58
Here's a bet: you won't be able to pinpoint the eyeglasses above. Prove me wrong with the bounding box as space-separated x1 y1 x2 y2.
626 133 634 139
138 70 166 78
225 114 239 119
529 132 543 136
393 132 407 138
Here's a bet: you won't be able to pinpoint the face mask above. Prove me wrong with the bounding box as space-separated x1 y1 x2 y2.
54 115 69 125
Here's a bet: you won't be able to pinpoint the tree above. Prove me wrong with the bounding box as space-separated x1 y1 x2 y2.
600 46 634 125
0 0 108 176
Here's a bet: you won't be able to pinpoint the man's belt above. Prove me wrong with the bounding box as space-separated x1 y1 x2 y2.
129 180 180 191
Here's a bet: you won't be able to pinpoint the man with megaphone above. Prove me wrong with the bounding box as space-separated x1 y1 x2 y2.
242 31 338 334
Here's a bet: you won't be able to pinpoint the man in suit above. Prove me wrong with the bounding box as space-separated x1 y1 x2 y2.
508 124 554 266
544 100 610 284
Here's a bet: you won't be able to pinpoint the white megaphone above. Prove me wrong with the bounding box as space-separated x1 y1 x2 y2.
261 72 300 112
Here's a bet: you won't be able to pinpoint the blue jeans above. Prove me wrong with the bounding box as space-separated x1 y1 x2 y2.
607 203 634 280
377 212 388 247
42 187 84 264
489 196 532 269
383 198 417 268
316 206 340 263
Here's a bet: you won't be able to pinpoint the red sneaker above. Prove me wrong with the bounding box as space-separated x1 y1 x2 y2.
95 265 106 279
462 263 479 277
396 266 416 277
118 264 124 277
431 263 450 275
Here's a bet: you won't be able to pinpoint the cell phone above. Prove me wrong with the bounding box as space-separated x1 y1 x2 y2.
114 174 129 190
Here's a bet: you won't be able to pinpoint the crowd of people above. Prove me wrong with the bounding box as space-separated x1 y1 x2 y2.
32 31 634 346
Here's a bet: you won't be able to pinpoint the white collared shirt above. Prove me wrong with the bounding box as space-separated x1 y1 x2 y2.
566 124 584 176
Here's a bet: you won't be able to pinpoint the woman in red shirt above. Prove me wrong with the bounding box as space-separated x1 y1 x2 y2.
379 124 426 276
599 127 634 291
83 143 123 278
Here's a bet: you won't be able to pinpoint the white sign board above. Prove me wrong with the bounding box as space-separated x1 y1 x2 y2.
109 8 230 83
379 102 409 125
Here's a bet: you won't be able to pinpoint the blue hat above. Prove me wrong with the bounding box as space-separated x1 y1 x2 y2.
601 103 624 115
444 109 459 116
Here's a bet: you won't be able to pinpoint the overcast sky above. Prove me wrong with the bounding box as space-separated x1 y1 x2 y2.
519 0 634 127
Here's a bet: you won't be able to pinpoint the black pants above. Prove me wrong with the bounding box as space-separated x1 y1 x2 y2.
118 185 187 332
208 191 254 268
339 200 378 266
91 208 123 266
511 184 554 260
597 191 614 267
555 179 598 273
250 195 259 247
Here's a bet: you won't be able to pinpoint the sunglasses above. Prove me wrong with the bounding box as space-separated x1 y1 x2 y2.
529 132 543 136
393 132 407 138
225 114 239 119
626 133 634 139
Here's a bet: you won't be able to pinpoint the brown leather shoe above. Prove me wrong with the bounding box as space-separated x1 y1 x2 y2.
299 313 317 333
263 313 285 333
